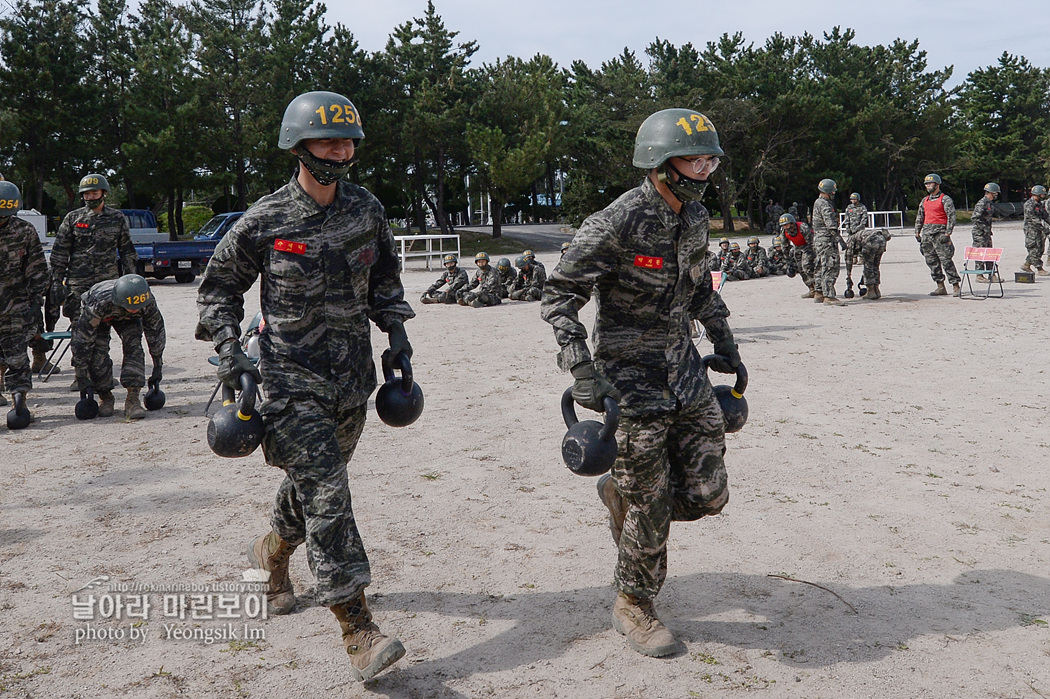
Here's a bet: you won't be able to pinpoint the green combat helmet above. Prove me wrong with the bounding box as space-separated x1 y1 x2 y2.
747 236 760 246
850 193 861 203
0 181 22 218
79 173 111 193
279 91 364 185
515 255 526 269
1032 185 1048 198
113 274 152 312
924 173 942 185
818 178 837 194
522 249 536 263
632 108 723 203
984 183 1000 194
778 213 796 227
718 237 730 247
497 257 512 272
561 241 571 255
442 253 458 267
474 252 490 264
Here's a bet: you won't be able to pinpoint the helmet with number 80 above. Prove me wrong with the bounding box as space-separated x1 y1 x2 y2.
113 274 152 312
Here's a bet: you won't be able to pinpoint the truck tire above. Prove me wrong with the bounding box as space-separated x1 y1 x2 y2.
174 271 195 284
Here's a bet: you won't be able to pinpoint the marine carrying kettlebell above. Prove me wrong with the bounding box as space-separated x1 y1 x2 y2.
6 392 30 430
560 388 620 476
702 354 749 433
207 373 264 458
375 351 424 427
75 387 99 421
144 378 166 411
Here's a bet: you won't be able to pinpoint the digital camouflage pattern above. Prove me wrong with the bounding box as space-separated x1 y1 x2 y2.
1023 196 1050 269
196 176 414 607
496 266 515 298
844 202 868 235
422 266 469 304
744 245 769 277
0 216 49 394
785 221 816 288
724 251 752 280
541 175 732 600
50 205 137 321
458 265 502 307
811 196 841 297
971 195 995 271
72 278 165 391
915 193 959 285
510 260 546 301
846 229 888 286
766 241 790 276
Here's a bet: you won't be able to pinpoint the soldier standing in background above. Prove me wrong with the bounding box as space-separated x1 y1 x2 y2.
1022 185 1050 276
811 179 844 305
197 91 414 682
420 253 469 304
71 275 164 420
914 173 960 297
542 108 740 659
0 181 48 421
971 183 1000 282
49 173 137 388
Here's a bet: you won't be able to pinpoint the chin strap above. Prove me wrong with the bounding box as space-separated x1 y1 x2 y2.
658 162 709 203
295 149 356 186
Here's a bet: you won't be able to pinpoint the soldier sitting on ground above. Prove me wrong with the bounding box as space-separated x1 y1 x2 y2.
744 236 769 277
724 242 752 281
71 274 164 420
509 250 546 301
495 257 515 299
420 253 469 304
456 252 503 308
766 236 790 276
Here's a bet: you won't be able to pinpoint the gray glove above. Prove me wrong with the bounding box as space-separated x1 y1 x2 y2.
570 361 621 412
217 339 261 390
386 320 412 362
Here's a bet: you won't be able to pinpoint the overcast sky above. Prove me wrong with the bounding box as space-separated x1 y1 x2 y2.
328 0 1050 86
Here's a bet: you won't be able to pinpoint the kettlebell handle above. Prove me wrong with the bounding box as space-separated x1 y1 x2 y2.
148 377 160 391
221 373 258 419
560 387 620 442
382 351 414 393
702 354 749 398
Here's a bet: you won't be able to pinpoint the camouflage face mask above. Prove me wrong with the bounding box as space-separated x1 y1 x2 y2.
296 148 355 186
658 162 709 203
83 195 105 210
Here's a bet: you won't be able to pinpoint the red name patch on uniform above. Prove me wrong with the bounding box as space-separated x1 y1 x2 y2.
274 239 307 255
75 223 90 229
634 255 664 269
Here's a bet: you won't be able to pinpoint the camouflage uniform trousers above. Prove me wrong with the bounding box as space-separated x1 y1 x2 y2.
74 317 147 391
812 233 841 298
420 290 459 304
971 232 993 272
460 289 501 307
1023 226 1046 269
919 226 960 284
0 315 32 395
792 245 815 288
859 232 887 286
62 283 93 324
264 397 371 607
509 287 542 301
612 391 729 599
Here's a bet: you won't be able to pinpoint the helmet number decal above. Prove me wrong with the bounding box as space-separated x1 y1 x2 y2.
675 114 712 135
126 292 150 306
81 176 100 186
314 104 358 126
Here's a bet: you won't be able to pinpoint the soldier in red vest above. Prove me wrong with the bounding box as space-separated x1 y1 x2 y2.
914 173 960 296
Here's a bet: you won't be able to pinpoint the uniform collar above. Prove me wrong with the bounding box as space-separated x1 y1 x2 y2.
286 176 355 217
642 176 686 232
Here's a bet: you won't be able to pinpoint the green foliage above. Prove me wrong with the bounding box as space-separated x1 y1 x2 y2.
158 205 213 236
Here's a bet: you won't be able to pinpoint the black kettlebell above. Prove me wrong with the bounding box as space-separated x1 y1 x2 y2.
702 354 749 434
844 287 855 299
144 378 166 411
207 373 264 458
75 387 99 420
6 392 30 430
375 351 424 427
858 284 868 297
560 387 620 476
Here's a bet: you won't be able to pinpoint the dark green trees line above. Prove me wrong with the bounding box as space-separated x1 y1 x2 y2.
2 1 1048 237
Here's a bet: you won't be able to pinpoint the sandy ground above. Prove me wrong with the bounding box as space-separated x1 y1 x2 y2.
3 221 1050 699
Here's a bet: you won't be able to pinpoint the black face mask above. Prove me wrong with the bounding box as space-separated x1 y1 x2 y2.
0 216 9 228
296 148 355 186
83 196 105 210
658 162 709 203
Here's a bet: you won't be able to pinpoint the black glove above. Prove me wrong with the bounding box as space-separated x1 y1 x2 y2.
386 320 412 362
217 339 261 390
708 339 741 374
570 361 621 412
49 280 66 308
149 356 163 383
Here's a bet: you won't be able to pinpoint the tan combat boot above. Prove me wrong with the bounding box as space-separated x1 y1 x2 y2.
976 274 990 283
813 291 825 303
98 390 115 417
989 272 1002 283
929 282 947 296
866 284 880 299
800 285 815 298
823 296 845 306
1022 262 1033 272
246 531 297 615
31 349 61 375
332 593 406 682
952 283 961 297
596 473 627 546
124 388 147 420
1038 268 1050 277
612 592 680 658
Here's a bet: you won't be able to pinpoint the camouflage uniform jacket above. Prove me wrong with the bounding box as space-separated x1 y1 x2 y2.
541 176 732 417
513 261 547 292
844 203 868 234
464 266 502 296
972 196 995 238
745 245 769 270
1023 197 1050 234
427 266 469 295
811 197 838 237
0 216 48 321
497 268 515 297
73 279 166 360
767 245 786 266
915 193 956 235
50 205 137 287
196 177 414 406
